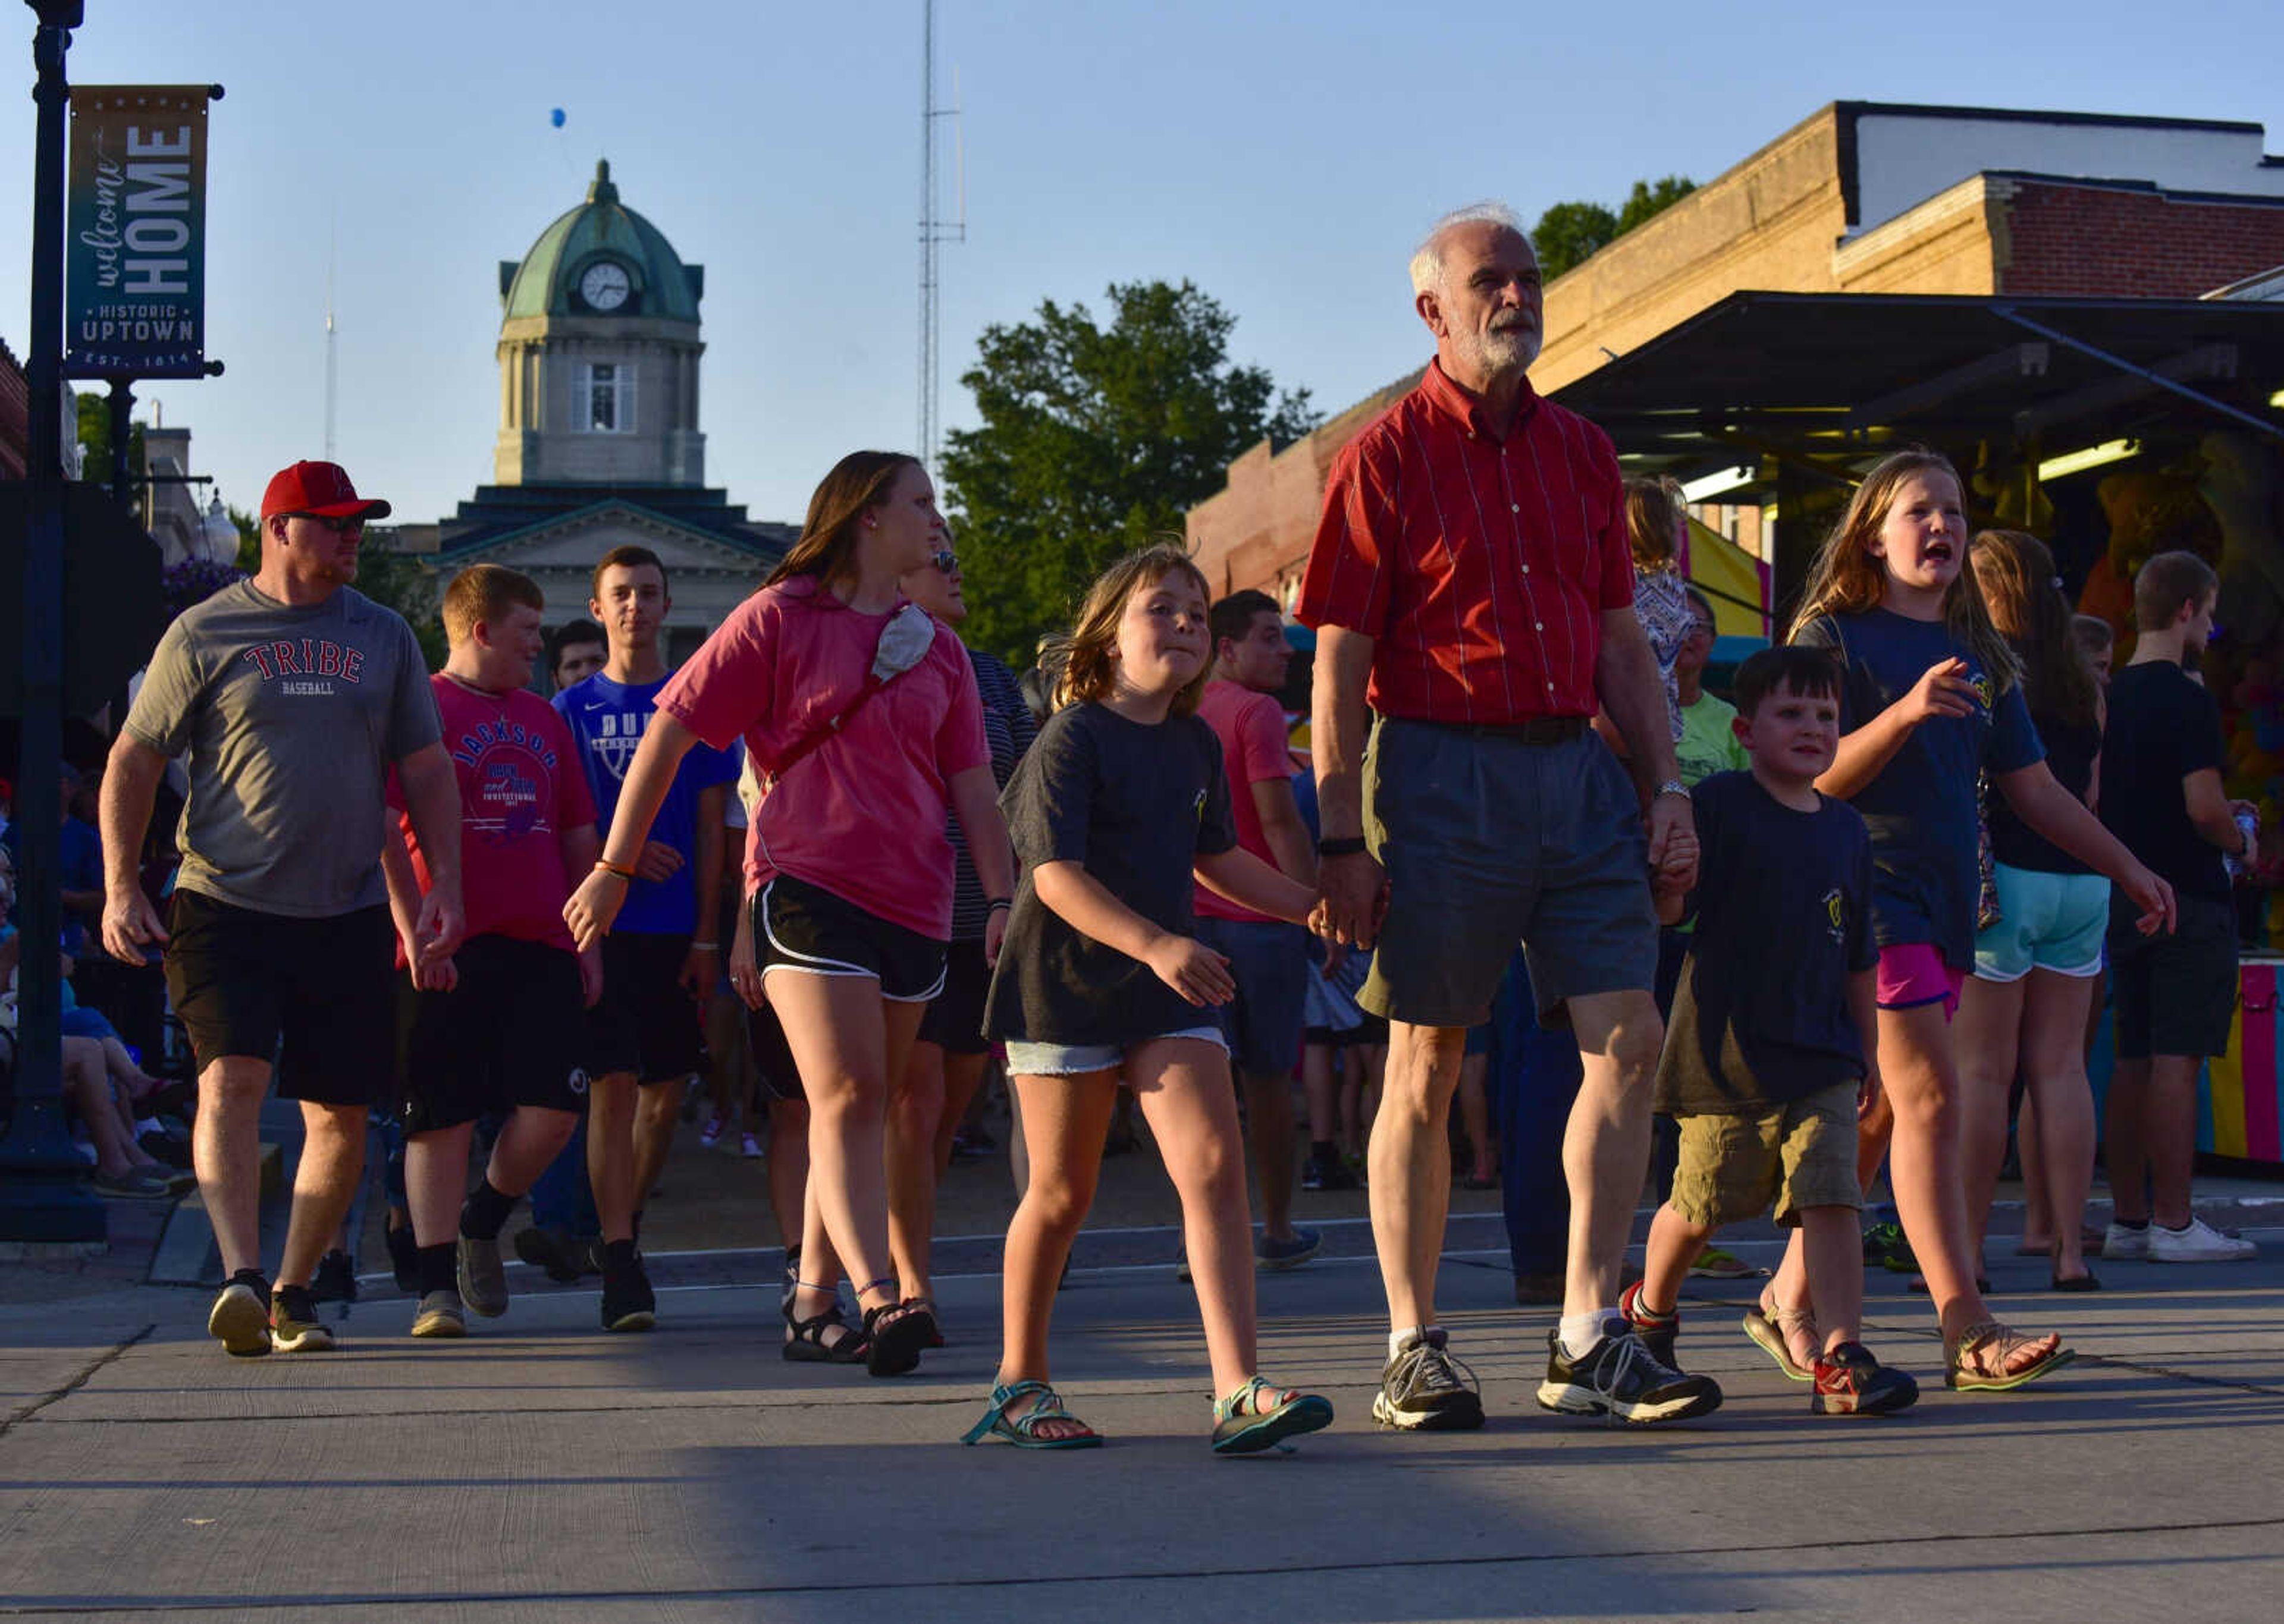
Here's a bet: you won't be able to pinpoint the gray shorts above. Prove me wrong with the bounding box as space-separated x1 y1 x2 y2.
1192 916 1309 1075
1361 718 1657 1029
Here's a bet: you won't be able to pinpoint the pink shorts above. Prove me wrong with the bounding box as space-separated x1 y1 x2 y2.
1875 944 1964 1020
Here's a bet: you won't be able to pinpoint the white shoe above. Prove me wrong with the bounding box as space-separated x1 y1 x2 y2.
2148 1216 2257 1264
2102 1222 2150 1261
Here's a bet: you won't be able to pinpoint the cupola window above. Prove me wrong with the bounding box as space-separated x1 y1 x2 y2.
583 362 636 434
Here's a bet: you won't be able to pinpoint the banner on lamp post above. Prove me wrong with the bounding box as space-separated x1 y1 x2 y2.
65 85 212 379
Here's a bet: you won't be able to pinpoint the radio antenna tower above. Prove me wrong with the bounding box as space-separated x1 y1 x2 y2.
918 0 965 477
324 207 338 461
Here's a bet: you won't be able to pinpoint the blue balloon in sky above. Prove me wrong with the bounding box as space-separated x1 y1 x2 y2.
550 108 566 128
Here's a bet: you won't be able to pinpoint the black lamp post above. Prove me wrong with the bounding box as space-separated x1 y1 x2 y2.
1 1 105 1246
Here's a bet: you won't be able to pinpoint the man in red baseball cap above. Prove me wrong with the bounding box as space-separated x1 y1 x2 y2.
100 458 462 1358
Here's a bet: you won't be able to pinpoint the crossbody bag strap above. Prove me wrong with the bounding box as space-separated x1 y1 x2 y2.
764 676 887 787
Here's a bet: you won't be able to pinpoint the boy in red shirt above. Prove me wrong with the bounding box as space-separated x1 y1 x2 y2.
1193 590 1320 1268
383 566 603 1337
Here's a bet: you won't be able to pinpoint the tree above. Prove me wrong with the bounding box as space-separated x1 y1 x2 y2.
1615 174 1698 234
74 391 143 486
1530 200 1618 281
941 279 1319 666
227 504 259 572
1530 175 1698 280
356 548 447 670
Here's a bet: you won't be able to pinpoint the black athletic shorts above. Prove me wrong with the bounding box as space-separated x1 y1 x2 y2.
918 940 992 1056
588 929 706 1085
164 890 394 1107
754 874 948 1003
397 935 591 1133
746 997 806 1104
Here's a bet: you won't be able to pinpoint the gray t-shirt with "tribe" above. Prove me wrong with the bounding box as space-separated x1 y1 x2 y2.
126 580 441 918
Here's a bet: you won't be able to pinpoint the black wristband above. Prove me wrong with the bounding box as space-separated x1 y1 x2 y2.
1316 836 1368 857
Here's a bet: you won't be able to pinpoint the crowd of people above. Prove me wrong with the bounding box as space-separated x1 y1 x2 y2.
49 201 2267 1452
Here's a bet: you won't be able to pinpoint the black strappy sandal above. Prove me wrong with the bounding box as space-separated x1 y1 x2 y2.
782 1292 867 1365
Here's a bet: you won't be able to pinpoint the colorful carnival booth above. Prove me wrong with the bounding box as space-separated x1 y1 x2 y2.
1558 288 2284 1171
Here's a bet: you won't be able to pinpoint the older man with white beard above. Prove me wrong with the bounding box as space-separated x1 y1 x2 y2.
1298 203 1719 1430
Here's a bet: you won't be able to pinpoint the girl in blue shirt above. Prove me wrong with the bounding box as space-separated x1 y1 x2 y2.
1784 449 2172 1392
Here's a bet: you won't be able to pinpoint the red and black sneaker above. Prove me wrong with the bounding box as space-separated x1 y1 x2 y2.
1812 1341 1919 1416
1617 1279 1681 1369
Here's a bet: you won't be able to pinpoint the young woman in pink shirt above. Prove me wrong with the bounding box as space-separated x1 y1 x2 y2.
565 451 1014 1378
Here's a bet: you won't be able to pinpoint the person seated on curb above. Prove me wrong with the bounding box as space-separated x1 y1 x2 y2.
379 566 597 1339
1623 647 1917 1416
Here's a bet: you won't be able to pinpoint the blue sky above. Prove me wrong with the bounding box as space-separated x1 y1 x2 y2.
4 0 2280 530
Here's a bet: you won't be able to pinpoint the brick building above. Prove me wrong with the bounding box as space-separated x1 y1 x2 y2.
1188 101 2284 610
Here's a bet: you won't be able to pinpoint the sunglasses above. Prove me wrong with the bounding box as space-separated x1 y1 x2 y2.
929 549 959 574
281 512 365 535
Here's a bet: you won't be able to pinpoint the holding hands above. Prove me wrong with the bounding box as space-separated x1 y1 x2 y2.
1145 932 1237 1007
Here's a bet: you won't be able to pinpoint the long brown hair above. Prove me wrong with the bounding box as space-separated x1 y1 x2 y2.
1623 475 1684 574
1786 448 2018 693
765 451 921 590
1971 530 2099 730
1040 542 1215 717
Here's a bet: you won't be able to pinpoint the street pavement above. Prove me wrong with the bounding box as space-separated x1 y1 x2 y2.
3 1173 2281 1622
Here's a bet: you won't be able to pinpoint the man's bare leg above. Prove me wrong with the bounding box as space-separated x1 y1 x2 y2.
587 1072 639 1244
1559 990 1663 1318
195 1057 274 1279
279 1102 368 1290
1372 1020 1466 1330
632 1078 682 1209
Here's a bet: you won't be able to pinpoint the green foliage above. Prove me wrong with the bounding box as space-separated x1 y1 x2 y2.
357 547 448 671
942 279 1319 667
1530 202 1618 281
1616 175 1698 234
1530 174 1698 280
227 505 260 573
74 392 144 486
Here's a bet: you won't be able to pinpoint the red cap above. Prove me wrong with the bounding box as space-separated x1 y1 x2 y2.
260 460 392 522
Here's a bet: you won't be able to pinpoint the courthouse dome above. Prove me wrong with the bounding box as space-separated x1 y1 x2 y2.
499 159 704 323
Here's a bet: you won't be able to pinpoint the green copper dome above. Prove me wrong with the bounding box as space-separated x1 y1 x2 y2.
498 159 704 322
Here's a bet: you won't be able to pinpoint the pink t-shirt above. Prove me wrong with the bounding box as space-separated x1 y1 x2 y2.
396 676 595 953
1193 677 1295 924
656 577 989 940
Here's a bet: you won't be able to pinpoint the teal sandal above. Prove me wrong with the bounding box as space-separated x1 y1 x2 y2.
960 1380 1103 1450
1211 1375 1334 1455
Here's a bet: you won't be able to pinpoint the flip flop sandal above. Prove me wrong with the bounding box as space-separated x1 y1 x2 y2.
1944 1322 2076 1391
1210 1375 1335 1455
1741 1303 1817 1382
961 1380 1102 1450
862 1299 929 1378
903 1297 947 1349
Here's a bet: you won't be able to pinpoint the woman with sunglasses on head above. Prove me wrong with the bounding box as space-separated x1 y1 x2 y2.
881 540 1039 1340
566 451 1015 1378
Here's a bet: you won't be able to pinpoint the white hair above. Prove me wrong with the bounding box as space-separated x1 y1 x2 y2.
1409 202 1531 296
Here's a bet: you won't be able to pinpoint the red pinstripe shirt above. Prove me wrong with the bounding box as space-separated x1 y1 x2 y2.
1297 360 1632 724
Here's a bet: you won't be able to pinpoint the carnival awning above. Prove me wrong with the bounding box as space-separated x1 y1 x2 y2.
1552 290 2284 491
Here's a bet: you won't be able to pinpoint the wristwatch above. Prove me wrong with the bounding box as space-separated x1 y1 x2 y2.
1652 779 1691 802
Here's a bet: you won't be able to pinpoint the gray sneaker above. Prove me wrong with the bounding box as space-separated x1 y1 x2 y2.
1371 1328 1485 1431
410 1290 467 1339
458 1233 509 1318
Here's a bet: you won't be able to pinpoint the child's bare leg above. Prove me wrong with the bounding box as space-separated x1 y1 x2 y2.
1640 1202 1712 1315
1129 1037 1257 1396
1766 1229 1818 1368
1799 1205 1863 1353
993 1069 1117 1438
